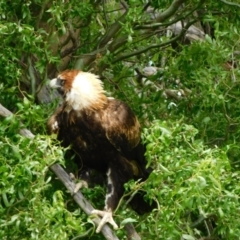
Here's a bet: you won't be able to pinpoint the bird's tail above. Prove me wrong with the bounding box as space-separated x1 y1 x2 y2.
130 142 152 180
128 190 157 215
127 142 157 214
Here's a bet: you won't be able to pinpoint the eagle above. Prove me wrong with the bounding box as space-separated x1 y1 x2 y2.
47 70 155 233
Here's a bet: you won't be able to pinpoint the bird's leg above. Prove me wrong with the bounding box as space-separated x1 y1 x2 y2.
91 167 122 233
92 158 134 233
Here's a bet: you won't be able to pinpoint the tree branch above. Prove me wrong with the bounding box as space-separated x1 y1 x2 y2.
112 20 196 63
74 0 206 72
60 22 79 59
219 0 240 8
102 0 109 29
155 0 187 22
134 0 206 30
28 56 37 95
35 0 49 29
97 10 129 49
0 104 35 139
125 223 141 240
74 44 110 70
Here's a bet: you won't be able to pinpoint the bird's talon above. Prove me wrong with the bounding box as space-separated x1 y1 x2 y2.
69 173 88 195
69 172 76 181
91 209 118 233
73 181 88 194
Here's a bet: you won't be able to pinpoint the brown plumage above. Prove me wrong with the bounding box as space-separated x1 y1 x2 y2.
47 70 155 233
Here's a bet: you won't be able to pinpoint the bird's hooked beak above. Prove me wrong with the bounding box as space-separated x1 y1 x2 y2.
49 78 60 89
49 78 65 95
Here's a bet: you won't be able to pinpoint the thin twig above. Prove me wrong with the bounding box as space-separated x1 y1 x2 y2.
113 20 196 63
28 56 37 95
220 0 240 8
155 0 186 22
102 0 109 29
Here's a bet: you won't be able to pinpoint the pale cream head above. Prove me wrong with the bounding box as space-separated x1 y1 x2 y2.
49 70 107 111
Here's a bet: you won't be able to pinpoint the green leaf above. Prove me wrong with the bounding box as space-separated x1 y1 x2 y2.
120 218 138 226
182 234 195 240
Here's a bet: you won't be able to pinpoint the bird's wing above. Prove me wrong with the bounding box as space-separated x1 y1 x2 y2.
47 105 64 134
102 99 141 153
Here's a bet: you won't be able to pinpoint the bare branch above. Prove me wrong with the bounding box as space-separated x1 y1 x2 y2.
28 56 37 95
112 20 196 63
74 44 110 70
74 0 206 72
97 9 129 49
155 0 187 22
136 0 206 29
35 0 49 29
142 1 151 13
60 22 79 59
102 0 109 29
220 0 240 8
0 103 35 139
125 223 141 240
120 0 129 10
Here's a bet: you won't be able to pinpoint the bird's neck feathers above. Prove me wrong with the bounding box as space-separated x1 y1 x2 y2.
65 72 107 111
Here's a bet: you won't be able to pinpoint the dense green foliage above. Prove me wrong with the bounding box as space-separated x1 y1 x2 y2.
1 0 240 239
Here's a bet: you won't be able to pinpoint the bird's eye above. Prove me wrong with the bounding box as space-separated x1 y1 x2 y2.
57 78 65 86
